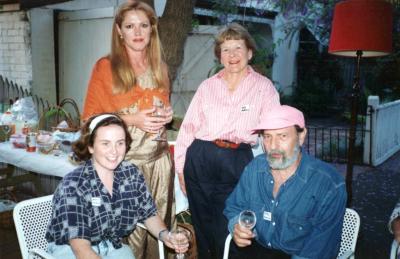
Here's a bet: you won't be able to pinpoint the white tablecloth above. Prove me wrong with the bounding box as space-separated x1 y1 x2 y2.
0 142 77 178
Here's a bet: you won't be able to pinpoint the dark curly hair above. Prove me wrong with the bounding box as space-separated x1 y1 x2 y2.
72 114 132 161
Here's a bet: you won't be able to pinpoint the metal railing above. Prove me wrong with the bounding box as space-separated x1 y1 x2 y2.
304 114 372 165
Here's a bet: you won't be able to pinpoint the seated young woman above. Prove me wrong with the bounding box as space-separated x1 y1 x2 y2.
45 114 188 259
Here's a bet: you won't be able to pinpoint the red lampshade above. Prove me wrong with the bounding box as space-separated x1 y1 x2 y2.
329 0 393 57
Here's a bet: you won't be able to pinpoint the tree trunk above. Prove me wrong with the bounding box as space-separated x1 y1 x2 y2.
142 0 196 81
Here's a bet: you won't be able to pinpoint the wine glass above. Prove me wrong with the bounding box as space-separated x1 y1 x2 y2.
169 227 190 259
238 210 257 229
152 98 167 142
2 125 11 142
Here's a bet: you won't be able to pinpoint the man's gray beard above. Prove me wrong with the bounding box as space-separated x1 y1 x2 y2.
267 144 301 170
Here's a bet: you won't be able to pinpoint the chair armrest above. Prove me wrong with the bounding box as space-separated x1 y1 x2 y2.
29 248 56 259
337 250 354 259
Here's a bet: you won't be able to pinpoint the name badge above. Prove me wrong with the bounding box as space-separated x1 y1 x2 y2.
91 197 102 207
263 211 272 221
241 104 250 112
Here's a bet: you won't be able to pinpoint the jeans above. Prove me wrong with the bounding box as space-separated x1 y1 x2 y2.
47 240 135 259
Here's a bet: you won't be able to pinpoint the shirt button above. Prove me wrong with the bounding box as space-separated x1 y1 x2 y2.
299 226 303 230
270 180 273 184
268 242 271 247
272 222 276 226
271 200 274 203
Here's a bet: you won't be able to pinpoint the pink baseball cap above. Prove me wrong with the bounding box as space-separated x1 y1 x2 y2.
253 105 305 131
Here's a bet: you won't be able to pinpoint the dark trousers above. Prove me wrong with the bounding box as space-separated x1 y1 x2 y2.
230 241 291 259
184 139 253 259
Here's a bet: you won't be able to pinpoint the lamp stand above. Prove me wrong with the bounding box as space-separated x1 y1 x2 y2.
346 50 362 207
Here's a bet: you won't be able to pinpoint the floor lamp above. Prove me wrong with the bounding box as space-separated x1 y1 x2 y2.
328 0 392 206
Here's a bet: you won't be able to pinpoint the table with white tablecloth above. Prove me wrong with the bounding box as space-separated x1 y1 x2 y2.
0 142 77 178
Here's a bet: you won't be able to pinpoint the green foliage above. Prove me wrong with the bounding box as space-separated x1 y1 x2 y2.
290 77 337 117
250 47 273 77
211 0 240 25
191 18 200 30
286 33 344 117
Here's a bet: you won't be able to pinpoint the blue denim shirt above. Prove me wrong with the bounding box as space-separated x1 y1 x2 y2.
224 152 347 259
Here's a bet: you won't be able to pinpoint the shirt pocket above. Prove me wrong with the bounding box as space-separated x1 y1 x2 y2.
279 215 312 251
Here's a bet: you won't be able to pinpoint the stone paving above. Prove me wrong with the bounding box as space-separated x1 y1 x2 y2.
332 150 400 259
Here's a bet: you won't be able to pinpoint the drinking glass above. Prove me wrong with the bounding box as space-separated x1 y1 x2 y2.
152 100 167 142
238 210 257 229
169 227 190 259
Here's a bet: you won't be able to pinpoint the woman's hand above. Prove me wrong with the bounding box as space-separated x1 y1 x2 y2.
120 108 165 133
163 106 173 125
232 223 255 247
161 230 190 254
144 215 188 254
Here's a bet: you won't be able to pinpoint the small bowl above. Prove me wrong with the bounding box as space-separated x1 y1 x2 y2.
37 130 53 143
37 142 55 154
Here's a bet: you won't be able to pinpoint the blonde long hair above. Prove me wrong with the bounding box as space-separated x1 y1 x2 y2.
111 1 167 94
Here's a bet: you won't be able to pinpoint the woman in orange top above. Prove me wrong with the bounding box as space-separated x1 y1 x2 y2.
82 2 174 259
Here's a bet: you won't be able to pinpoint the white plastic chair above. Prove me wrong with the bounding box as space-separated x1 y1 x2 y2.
390 240 399 259
13 195 165 259
337 208 360 259
13 195 55 259
222 208 360 259
222 234 233 259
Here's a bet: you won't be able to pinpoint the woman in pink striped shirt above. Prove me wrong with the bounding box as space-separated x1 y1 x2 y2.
174 23 280 259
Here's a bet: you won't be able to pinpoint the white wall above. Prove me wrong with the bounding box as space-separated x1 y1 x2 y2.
58 7 114 110
0 10 32 88
171 25 217 117
271 13 299 95
29 8 57 104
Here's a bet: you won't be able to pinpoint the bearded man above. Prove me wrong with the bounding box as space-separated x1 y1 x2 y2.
224 105 347 259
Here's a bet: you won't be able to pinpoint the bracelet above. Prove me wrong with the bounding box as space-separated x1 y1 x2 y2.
158 228 169 241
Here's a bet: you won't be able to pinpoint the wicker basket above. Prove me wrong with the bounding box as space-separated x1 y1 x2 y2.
0 191 17 229
38 98 81 132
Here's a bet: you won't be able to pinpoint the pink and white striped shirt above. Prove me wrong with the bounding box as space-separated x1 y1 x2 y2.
174 67 280 174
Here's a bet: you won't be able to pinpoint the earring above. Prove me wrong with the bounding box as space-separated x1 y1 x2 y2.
119 34 123 39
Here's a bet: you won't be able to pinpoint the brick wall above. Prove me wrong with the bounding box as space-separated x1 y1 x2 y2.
0 11 32 89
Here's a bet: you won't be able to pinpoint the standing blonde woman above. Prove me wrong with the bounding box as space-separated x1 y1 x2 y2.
82 2 175 259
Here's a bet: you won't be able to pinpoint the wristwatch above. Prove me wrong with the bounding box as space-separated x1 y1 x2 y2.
158 228 169 241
